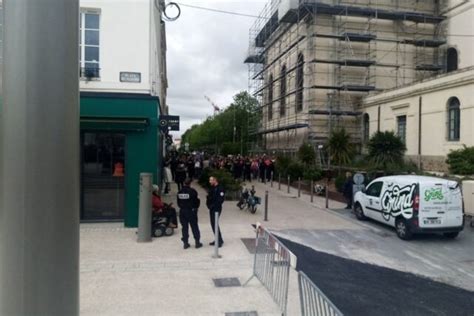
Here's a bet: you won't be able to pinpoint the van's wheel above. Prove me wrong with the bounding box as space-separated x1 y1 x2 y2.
443 232 459 239
354 203 366 220
395 218 413 240
153 226 166 238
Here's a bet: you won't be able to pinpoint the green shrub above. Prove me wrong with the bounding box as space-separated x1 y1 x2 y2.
335 174 346 193
298 143 316 165
367 131 406 168
198 168 241 193
287 161 305 180
303 166 323 181
446 146 474 175
275 155 292 177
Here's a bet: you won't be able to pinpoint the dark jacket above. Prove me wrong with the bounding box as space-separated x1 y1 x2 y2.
343 179 354 198
206 184 225 212
177 186 200 210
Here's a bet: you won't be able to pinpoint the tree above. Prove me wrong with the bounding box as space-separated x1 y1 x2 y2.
446 146 474 175
298 143 316 165
327 128 354 167
180 91 259 154
368 131 406 168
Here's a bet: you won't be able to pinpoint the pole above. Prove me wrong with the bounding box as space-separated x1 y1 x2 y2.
264 191 269 221
310 180 314 203
287 176 290 194
212 212 221 259
137 173 153 242
278 174 281 190
0 1 80 314
298 177 301 198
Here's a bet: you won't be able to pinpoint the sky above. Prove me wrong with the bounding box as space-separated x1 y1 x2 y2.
165 0 267 139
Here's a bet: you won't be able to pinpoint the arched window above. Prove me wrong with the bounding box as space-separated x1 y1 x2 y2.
268 74 273 120
447 48 458 73
296 54 304 113
363 113 370 142
280 65 287 116
447 97 460 141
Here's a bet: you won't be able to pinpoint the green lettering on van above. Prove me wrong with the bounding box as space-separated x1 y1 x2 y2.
424 188 444 201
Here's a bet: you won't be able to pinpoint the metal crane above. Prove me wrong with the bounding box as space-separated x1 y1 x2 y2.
204 95 221 115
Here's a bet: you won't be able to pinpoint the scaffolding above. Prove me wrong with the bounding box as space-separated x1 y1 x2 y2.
245 0 448 155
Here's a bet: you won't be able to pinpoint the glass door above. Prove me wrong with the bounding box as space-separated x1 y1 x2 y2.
81 132 126 221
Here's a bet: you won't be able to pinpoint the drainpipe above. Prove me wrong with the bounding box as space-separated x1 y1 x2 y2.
418 96 423 170
377 105 381 132
0 1 80 315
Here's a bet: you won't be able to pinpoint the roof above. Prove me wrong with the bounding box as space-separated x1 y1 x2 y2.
375 175 455 184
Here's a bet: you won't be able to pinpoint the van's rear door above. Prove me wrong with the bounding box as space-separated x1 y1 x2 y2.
445 181 463 227
419 182 448 228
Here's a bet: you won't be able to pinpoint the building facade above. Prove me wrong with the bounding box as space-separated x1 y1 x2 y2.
245 0 473 171
78 0 168 226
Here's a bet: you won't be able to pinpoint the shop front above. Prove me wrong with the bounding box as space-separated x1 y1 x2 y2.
80 92 162 227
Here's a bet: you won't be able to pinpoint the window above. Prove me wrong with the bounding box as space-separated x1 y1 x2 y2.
366 182 383 197
397 115 407 144
280 65 287 116
447 48 458 73
448 97 461 141
80 11 100 78
363 113 370 142
268 75 273 120
296 54 304 112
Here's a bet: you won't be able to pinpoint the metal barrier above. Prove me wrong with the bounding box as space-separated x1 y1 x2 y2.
244 223 297 316
298 271 343 316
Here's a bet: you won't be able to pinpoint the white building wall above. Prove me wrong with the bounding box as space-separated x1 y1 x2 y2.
79 0 163 99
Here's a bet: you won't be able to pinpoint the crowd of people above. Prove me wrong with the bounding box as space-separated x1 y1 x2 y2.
162 152 277 191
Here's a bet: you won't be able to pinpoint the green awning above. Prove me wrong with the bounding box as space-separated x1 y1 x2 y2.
80 117 149 131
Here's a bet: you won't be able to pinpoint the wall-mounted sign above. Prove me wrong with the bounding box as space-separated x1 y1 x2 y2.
120 72 141 83
159 115 180 132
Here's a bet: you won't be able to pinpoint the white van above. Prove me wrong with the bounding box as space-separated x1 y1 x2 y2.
353 175 464 240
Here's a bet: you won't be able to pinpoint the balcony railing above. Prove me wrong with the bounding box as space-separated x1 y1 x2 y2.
80 67 100 80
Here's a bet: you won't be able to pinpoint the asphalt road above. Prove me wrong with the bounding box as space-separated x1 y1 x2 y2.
280 237 474 316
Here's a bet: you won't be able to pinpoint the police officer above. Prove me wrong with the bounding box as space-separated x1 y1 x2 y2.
207 176 225 247
177 178 202 249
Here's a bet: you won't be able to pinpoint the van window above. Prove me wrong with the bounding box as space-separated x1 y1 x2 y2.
366 182 383 197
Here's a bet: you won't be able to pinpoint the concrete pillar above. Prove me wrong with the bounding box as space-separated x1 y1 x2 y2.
0 0 80 315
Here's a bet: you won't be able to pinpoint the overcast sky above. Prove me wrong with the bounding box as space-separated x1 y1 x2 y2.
166 0 267 138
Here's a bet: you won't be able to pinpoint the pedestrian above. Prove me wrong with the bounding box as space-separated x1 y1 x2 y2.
342 172 354 209
163 159 172 194
177 178 202 249
206 176 225 247
175 160 187 191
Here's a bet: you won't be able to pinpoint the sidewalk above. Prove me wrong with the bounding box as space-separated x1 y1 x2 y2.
80 177 377 315
80 182 282 316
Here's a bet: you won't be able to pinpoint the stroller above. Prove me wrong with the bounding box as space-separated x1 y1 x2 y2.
151 203 176 238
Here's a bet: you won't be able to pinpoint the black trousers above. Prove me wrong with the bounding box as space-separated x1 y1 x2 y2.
209 209 223 244
179 208 201 244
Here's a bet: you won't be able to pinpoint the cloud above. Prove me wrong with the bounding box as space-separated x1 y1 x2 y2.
166 0 267 138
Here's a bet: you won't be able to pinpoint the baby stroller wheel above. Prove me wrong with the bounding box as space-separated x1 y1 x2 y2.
153 225 166 238
164 227 174 236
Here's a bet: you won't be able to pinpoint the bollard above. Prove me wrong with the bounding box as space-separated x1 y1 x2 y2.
298 177 301 198
138 173 153 242
287 176 290 194
278 174 281 190
271 172 274 188
212 212 222 259
264 191 269 221
325 181 329 209
311 180 314 203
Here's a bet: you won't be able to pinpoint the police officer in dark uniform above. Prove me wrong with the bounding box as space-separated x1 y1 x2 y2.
207 176 225 247
177 178 202 249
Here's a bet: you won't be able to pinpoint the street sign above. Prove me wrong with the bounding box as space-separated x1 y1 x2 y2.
120 72 141 83
353 173 364 185
159 115 180 132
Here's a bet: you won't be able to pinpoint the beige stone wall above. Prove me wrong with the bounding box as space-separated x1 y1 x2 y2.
363 68 474 171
